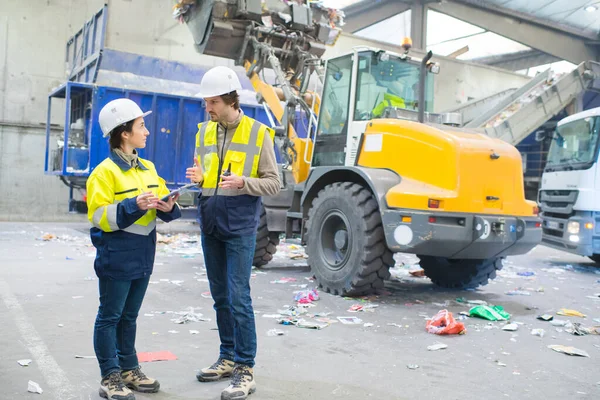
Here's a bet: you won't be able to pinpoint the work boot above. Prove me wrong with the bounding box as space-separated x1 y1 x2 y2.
99 371 135 400
221 364 256 400
197 358 235 382
121 366 160 393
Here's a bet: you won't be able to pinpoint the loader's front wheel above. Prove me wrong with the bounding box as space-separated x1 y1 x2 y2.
306 182 394 296
418 256 503 289
253 206 280 267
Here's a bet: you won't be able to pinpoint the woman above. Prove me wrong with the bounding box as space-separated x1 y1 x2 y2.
86 98 181 400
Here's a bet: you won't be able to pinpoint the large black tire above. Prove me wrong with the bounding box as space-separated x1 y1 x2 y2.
253 207 280 267
588 255 600 264
418 256 504 289
306 182 394 297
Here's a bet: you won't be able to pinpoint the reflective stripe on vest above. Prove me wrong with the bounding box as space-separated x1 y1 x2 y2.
88 159 160 235
194 115 273 197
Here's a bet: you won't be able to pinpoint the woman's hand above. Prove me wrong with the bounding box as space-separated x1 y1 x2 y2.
156 193 179 212
136 191 159 210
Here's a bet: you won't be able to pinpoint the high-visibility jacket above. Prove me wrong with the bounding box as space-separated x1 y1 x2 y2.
372 92 406 117
195 115 273 236
86 151 181 280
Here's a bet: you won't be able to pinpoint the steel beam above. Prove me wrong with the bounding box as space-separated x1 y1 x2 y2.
410 1 428 50
429 1 599 64
472 49 562 71
343 0 411 33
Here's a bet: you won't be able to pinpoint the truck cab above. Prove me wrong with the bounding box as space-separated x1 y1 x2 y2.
539 107 600 261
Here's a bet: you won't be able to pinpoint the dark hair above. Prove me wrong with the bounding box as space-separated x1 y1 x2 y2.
108 119 135 149
220 91 240 110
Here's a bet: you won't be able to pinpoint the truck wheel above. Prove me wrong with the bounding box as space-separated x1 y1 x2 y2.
253 207 280 267
588 255 600 264
417 256 503 289
306 182 394 296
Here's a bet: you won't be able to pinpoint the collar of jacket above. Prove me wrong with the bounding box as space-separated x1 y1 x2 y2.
109 150 149 172
217 109 244 131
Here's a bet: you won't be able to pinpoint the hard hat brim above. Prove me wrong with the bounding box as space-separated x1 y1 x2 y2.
102 110 153 137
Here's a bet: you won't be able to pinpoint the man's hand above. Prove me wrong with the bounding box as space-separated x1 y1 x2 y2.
156 194 179 212
219 173 244 190
136 191 159 210
186 158 204 183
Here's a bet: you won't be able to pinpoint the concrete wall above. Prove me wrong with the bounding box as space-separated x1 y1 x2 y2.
0 0 533 221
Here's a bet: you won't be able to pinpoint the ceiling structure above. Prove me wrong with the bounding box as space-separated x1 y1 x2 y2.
341 0 600 71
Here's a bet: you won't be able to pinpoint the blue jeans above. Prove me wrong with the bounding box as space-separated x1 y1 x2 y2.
201 232 257 367
94 277 150 378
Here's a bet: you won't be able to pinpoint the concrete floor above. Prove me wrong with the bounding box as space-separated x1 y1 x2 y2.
1 221 600 400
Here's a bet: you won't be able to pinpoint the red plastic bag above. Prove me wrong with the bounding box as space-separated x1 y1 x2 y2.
426 310 466 335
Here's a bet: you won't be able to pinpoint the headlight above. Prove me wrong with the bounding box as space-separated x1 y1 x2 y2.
567 221 580 234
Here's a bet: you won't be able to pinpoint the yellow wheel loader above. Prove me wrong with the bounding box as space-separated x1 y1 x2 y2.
182 0 541 295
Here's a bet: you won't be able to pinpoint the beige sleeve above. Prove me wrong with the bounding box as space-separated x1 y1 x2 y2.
239 133 281 197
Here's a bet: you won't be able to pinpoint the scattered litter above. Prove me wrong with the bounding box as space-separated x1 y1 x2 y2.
72 296 83 299
388 323 404 328
537 314 554 321
75 355 96 359
337 316 363 325
433 301 450 307
270 277 297 284
557 309 586 318
159 279 170 282
496 361 507 367
58 324 64 327
505 289 531 296
144 314 154 317
17 359 32 367
138 351 178 362
409 269 425 277
168 330 180 334
456 298 488 306
407 364 419 370
548 345 590 358
84 276 95 281
551 319 569 327
566 322 593 336
517 272 535 277
363 323 374 328
294 289 319 304
201 292 212 299
267 329 285 336
297 319 329 329
469 305 511 321
170 280 184 286
189 330 200 335
348 304 378 313
426 310 466 335
502 324 519 331
531 329 546 338
427 343 448 351
28 381 43 394
40 233 56 241
171 307 210 324
66 256 74 260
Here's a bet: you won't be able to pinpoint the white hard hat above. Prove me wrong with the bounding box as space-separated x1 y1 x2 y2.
197 66 242 98
99 98 152 137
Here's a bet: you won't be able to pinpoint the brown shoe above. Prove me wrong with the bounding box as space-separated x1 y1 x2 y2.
196 358 235 382
99 371 135 400
221 364 256 400
121 366 160 393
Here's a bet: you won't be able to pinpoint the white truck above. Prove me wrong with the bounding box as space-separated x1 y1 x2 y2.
539 107 600 262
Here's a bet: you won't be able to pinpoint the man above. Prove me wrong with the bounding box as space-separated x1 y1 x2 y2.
186 65 280 400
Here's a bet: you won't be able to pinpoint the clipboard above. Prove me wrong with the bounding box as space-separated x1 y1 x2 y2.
160 183 198 202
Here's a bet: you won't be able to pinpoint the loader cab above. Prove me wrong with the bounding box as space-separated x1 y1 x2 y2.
312 49 435 167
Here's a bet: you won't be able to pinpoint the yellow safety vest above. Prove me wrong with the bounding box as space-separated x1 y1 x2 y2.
86 156 169 235
195 115 274 196
372 92 406 117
